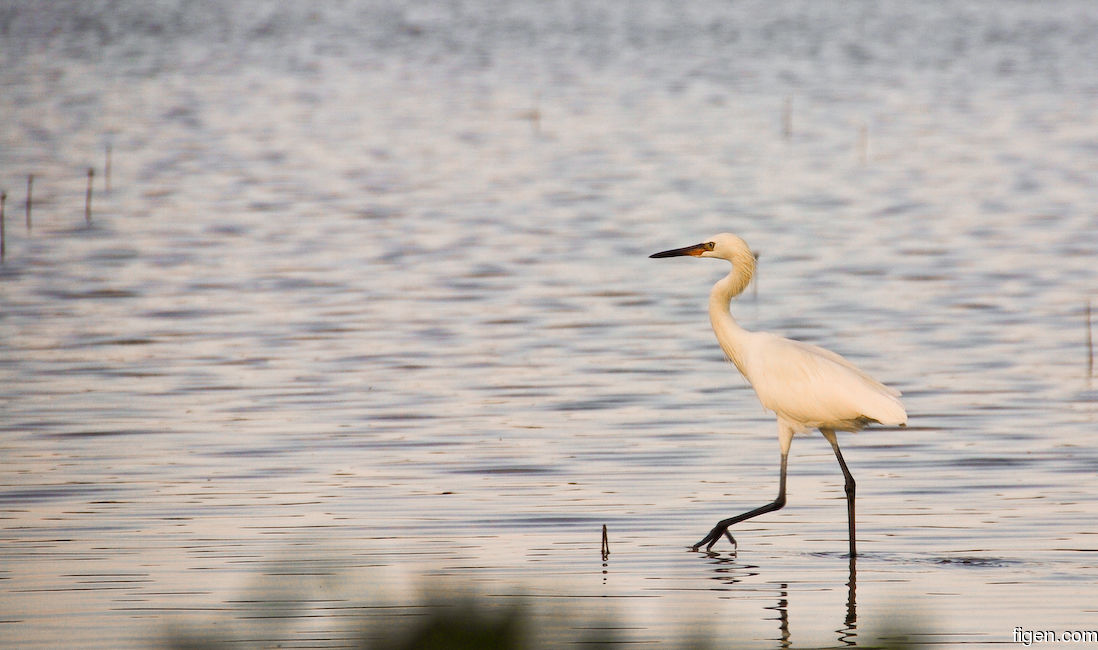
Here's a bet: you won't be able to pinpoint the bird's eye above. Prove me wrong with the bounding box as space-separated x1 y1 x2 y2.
704 242 715 250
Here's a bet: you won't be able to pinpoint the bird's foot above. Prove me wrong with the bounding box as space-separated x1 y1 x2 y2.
691 524 737 552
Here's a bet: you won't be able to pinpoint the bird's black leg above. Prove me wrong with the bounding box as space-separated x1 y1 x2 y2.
693 452 788 551
822 429 856 558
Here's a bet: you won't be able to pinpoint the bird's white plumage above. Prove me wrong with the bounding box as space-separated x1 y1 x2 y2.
650 232 904 553
739 332 906 432
693 232 905 433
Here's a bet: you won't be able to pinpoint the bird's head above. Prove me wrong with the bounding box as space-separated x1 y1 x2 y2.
650 233 754 264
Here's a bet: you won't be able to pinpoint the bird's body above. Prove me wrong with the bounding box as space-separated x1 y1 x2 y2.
651 233 905 555
734 331 904 431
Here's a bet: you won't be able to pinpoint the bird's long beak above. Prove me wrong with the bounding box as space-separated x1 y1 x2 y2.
649 242 711 258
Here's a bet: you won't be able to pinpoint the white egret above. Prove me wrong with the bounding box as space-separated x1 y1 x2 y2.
650 233 906 555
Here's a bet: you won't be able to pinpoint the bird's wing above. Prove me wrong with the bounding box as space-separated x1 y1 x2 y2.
740 332 906 429
780 336 901 397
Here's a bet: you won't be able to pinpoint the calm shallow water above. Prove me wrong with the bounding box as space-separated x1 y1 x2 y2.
2 2 1098 647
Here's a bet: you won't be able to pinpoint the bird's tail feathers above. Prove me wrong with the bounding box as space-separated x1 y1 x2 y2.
869 393 907 427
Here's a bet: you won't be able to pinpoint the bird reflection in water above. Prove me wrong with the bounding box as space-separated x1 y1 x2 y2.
701 552 858 648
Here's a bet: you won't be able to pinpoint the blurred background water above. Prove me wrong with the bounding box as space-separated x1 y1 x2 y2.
1 1 1097 647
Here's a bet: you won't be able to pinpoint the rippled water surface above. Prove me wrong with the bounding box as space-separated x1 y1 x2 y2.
2 2 1098 647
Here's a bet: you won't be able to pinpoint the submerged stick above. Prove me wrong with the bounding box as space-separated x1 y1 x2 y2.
1 191 6 260
601 524 609 561
25 174 33 231
85 167 94 224
751 250 761 302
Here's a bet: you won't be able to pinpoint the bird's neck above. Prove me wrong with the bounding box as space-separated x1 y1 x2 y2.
708 259 755 373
